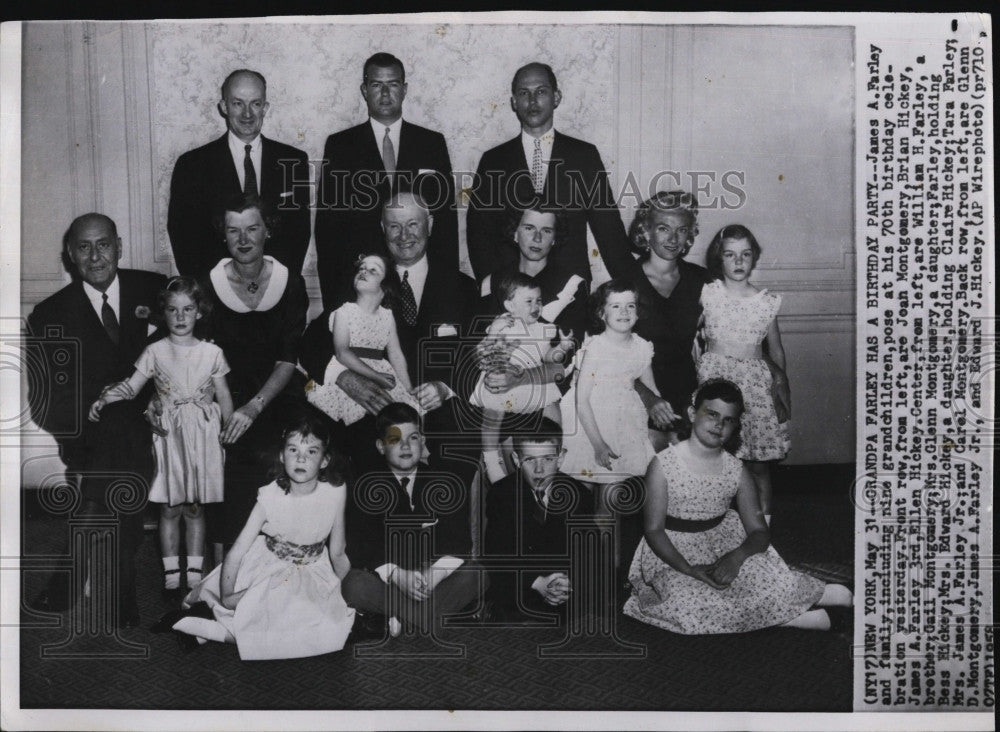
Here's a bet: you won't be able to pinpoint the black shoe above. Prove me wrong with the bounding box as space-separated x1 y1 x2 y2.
150 601 215 633
161 587 187 606
349 612 387 642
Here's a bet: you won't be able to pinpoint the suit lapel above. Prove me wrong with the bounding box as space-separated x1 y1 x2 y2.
211 134 242 196
396 121 415 173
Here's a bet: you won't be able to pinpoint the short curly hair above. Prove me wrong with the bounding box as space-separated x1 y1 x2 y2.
588 278 642 334
504 203 569 252
628 190 699 258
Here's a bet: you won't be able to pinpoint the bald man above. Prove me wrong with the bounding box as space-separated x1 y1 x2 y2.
168 69 312 278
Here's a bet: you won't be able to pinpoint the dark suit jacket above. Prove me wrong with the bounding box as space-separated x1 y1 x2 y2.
26 269 167 470
466 131 635 283
314 120 458 308
300 257 477 404
347 461 472 573
168 134 312 277
484 472 594 612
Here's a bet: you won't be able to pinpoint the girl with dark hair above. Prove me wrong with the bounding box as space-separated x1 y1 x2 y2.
698 224 790 522
560 279 660 498
171 414 355 660
624 379 852 634
89 276 234 601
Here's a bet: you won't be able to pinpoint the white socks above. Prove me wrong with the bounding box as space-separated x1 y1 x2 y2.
782 608 831 630
818 583 853 607
186 556 204 589
162 556 181 590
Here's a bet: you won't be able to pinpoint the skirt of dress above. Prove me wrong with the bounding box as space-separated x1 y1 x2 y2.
559 383 655 484
182 535 355 660
623 511 824 634
148 401 225 506
307 357 421 426
696 352 791 462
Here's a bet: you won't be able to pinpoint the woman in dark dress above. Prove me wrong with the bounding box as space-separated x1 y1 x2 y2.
204 194 310 545
625 190 710 449
478 204 589 343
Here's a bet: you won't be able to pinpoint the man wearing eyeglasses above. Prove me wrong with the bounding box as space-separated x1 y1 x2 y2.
315 52 458 309
483 420 594 621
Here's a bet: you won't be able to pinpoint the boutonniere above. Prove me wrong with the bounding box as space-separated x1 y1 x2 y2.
135 305 150 319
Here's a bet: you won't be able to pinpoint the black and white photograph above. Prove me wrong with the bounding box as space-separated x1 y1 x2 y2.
0 11 993 731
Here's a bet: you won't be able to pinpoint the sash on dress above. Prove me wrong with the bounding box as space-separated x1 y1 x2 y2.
265 534 325 564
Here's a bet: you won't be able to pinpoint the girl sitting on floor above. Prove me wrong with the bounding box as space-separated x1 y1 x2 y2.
624 379 852 634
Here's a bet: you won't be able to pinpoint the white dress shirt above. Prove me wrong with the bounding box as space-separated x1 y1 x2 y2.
521 129 556 188
81 275 120 323
395 254 428 310
227 131 263 193
370 117 403 169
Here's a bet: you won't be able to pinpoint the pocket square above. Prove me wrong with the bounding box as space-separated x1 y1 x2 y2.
279 191 294 198
417 168 437 176
420 519 439 529
435 324 458 337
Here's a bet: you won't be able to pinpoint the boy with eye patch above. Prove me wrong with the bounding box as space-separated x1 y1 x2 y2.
483 418 595 621
341 402 483 638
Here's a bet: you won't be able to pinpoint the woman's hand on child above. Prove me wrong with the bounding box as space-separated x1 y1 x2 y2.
647 398 678 430
335 370 392 416
412 381 448 411
144 394 169 436
221 404 257 444
392 568 430 602
593 442 619 470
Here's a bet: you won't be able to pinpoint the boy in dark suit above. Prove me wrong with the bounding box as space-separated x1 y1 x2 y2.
484 418 594 621
341 403 483 636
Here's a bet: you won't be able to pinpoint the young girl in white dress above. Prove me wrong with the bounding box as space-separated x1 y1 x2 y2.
624 379 852 634
89 277 233 601
166 414 355 660
697 224 791 523
307 254 420 424
472 272 573 483
560 279 659 511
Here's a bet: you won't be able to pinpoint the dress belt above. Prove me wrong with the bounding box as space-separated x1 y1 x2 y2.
265 534 325 564
663 513 726 532
351 346 388 360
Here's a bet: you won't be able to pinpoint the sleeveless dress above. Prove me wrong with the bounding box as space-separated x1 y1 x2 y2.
183 481 355 660
138 339 229 506
306 302 421 425
696 280 791 461
624 445 824 634
560 333 656 484
470 316 560 414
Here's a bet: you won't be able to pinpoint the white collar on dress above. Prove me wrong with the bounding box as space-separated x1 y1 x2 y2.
209 256 288 313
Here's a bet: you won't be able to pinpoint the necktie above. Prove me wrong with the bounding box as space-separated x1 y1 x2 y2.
399 270 418 326
531 137 544 193
243 144 258 197
382 127 396 176
101 293 120 345
399 476 413 511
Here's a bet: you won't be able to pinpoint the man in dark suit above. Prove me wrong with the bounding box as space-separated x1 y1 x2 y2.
314 52 458 309
301 191 480 470
168 69 311 278
466 62 635 284
26 213 167 627
342 403 482 636
484 420 594 621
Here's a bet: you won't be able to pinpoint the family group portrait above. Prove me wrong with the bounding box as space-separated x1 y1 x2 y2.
9 15 861 720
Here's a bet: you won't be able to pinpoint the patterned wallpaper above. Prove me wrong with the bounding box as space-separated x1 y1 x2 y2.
148 22 619 269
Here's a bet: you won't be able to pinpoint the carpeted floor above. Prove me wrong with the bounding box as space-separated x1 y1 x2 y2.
18 464 856 711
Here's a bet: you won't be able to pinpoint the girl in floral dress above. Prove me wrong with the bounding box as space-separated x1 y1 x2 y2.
697 224 791 522
624 379 852 634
